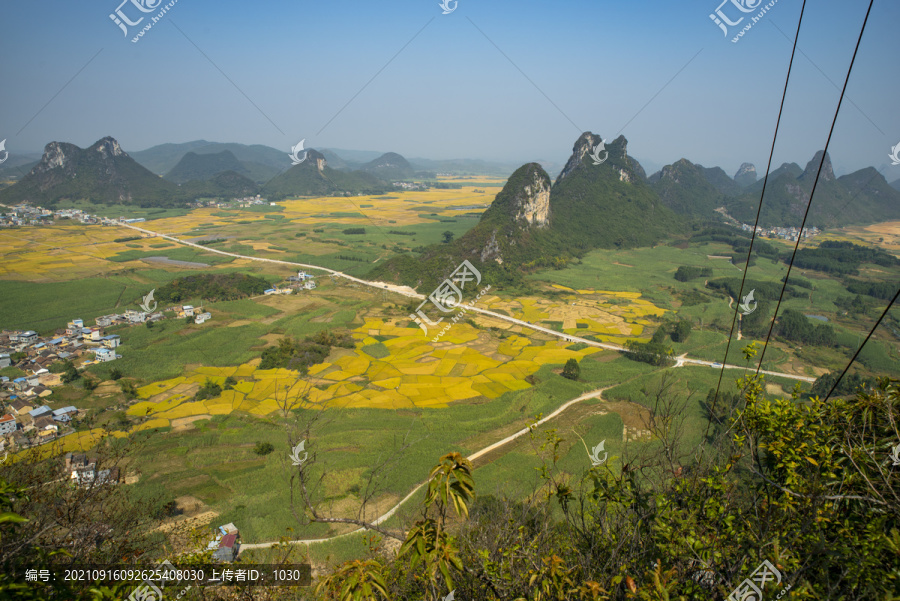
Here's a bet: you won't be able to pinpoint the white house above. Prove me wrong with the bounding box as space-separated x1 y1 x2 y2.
94 348 117 362
182 305 195 317
194 312 212 324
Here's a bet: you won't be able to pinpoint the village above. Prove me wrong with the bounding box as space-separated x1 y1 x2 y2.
0 303 212 453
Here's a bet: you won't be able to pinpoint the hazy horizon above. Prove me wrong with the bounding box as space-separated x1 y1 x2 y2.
2 0 899 178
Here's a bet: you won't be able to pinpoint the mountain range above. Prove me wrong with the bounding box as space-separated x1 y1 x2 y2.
2 134 898 252
372 133 683 290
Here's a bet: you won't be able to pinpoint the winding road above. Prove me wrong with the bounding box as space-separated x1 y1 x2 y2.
116 221 816 550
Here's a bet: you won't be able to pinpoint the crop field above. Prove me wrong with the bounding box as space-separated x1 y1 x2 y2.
4 190 898 552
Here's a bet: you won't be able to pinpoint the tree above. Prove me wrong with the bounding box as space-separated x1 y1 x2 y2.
562 358 580 381
118 379 137 398
442 231 454 244
61 361 80 384
671 319 692 343
109 367 122 380
253 442 275 456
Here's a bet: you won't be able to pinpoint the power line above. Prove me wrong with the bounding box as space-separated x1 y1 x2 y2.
755 0 876 374
822 286 900 402
702 0 810 448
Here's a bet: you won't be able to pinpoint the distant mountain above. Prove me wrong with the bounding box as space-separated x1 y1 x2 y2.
408 157 521 177
0 137 184 207
165 150 248 184
373 132 683 290
703 166 742 197
889 178 900 192
734 162 757 187
359 152 418 181
260 150 388 199
131 140 284 182
179 170 259 199
726 152 900 227
649 159 738 218
318 149 352 171
0 151 43 183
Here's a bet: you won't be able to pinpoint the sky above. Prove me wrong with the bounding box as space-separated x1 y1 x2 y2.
1 0 899 178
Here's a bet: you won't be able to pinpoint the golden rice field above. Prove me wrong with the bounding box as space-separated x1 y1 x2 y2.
486 285 667 343
137 186 494 237
124 318 601 428
0 223 264 282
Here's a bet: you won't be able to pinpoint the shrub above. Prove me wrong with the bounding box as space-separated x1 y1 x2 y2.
253 442 275 456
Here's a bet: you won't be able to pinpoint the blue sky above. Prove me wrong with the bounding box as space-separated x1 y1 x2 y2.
1 0 898 177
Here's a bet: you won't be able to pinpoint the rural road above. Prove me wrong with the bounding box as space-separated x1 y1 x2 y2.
238 386 611 551
119 222 816 384
117 221 815 551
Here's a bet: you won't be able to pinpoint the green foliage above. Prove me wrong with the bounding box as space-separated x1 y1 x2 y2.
60 361 79 383
253 441 275 456
777 309 837 347
846 279 898 300
624 339 674 366
442 230 454 244
562 358 581 381
110 367 123 380
156 272 271 303
193 378 222 402
670 319 692 343
794 240 899 275
259 330 355 371
113 236 142 243
118 379 137 398
808 370 879 399
343 228 367 235
674 265 712 282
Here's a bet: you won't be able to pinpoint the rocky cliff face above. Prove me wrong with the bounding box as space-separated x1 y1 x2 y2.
735 162 757 186
555 132 645 185
515 166 551 227
800 150 835 182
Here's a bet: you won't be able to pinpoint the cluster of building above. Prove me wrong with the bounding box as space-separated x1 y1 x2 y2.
0 401 78 450
737 222 821 241
391 181 428 191
265 270 317 295
190 195 269 209
0 203 150 228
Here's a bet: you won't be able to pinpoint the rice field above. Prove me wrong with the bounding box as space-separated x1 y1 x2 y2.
125 317 602 429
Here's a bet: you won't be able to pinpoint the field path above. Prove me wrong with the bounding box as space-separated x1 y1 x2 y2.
118 222 815 384
111 221 816 552
238 386 611 552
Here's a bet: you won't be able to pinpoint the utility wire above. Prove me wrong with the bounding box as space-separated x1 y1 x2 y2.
755 0 876 373
822 286 899 402
702 0 809 448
